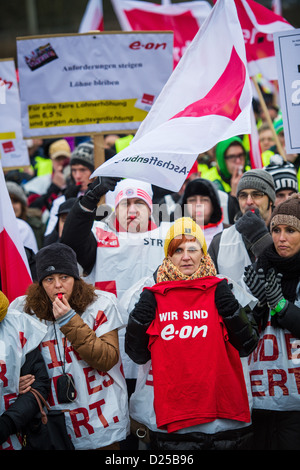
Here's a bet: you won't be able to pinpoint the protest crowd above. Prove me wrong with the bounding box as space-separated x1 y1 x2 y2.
1 0 300 453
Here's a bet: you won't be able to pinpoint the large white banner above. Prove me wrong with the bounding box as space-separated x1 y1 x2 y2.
0 59 30 168
92 0 252 192
17 32 173 138
274 28 300 154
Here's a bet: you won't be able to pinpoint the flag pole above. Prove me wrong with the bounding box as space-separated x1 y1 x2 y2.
251 76 286 160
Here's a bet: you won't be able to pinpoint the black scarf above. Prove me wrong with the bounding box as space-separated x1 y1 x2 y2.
256 244 300 303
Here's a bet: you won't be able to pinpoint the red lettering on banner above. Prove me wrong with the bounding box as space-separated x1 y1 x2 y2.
268 369 288 396
284 333 300 361
42 339 62 369
250 370 264 397
90 399 109 428
69 408 94 437
4 393 17 410
94 310 108 331
0 362 8 386
146 366 153 386
288 368 300 393
248 334 279 364
95 280 117 297
98 371 114 388
84 366 102 395
19 331 27 348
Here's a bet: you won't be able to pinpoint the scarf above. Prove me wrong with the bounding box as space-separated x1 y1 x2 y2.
256 243 300 303
156 254 217 283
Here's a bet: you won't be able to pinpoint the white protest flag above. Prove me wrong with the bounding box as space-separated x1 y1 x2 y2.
0 164 32 302
79 0 103 32
92 0 252 192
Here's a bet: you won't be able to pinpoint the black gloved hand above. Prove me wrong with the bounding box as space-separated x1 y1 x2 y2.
215 279 239 317
243 265 267 306
64 183 82 199
235 209 268 245
265 268 284 310
131 289 157 325
81 176 121 211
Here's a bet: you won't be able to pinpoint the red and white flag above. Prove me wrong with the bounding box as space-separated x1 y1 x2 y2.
92 0 252 192
79 0 103 32
234 0 293 79
111 0 212 68
0 165 32 302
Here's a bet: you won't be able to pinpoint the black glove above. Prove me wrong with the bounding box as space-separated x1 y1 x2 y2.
235 209 268 245
215 279 239 317
64 183 82 199
131 289 157 325
243 265 267 306
265 268 284 310
81 176 121 211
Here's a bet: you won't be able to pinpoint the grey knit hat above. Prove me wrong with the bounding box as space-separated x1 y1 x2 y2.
263 154 298 194
36 243 80 284
237 169 276 204
6 181 27 206
70 141 94 171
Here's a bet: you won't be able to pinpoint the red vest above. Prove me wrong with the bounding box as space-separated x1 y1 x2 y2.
146 277 250 432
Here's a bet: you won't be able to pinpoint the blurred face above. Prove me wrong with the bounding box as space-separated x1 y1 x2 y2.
224 144 246 176
186 195 213 226
259 129 274 152
272 225 300 258
116 198 151 233
10 197 22 218
275 189 296 207
42 273 74 302
169 236 203 276
238 189 272 223
71 164 92 191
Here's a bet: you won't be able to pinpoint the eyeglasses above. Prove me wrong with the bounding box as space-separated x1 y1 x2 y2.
224 152 245 161
238 191 265 201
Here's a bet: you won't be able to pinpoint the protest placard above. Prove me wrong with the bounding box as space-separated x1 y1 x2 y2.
17 31 173 140
0 59 30 169
274 28 300 154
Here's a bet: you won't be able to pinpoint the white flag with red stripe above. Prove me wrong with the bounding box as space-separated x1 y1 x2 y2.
234 0 293 79
111 0 211 68
79 0 103 32
0 165 32 302
92 0 252 192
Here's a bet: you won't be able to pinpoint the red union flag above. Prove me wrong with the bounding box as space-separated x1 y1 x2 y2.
92 0 252 192
0 165 32 302
234 0 293 79
111 0 211 67
79 0 103 32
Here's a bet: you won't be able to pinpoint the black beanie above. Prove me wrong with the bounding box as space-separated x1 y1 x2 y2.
36 243 80 284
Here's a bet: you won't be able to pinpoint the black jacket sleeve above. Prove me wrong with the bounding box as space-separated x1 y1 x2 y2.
274 301 300 339
60 199 97 275
125 289 157 365
215 279 259 357
0 348 50 444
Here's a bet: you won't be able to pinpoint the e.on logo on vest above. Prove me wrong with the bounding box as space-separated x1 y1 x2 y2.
95 227 120 248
